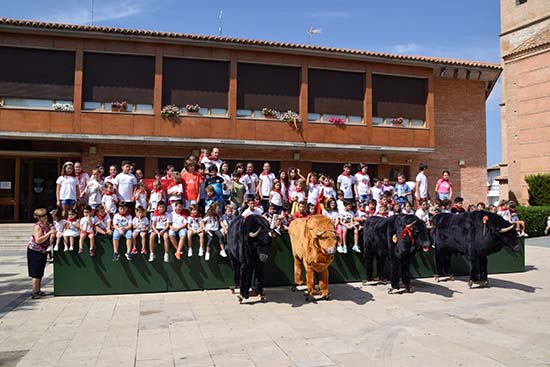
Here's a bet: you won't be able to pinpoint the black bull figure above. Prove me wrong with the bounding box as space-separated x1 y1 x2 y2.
431 211 520 287
226 215 276 299
363 215 430 293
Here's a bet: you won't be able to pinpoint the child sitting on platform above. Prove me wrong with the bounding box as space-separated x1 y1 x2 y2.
171 201 189 261
187 204 204 257
94 205 112 236
149 201 171 262
50 207 65 252
112 203 133 261
131 206 149 255
63 209 80 252
79 205 97 256
201 202 226 261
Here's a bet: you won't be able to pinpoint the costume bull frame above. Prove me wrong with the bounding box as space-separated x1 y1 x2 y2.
226 215 276 303
288 215 337 301
431 211 520 288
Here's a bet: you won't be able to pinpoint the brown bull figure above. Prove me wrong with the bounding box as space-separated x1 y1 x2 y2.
289 215 337 301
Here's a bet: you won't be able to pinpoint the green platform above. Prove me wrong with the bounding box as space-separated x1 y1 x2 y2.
53 235 525 296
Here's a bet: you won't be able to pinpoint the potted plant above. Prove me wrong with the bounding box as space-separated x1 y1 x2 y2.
186 104 201 113
161 104 181 120
390 117 404 126
327 116 345 126
111 101 128 112
279 110 302 131
52 103 74 112
262 107 277 118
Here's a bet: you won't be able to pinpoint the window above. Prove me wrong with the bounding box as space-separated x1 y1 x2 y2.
308 69 364 124
0 47 74 105
372 74 427 128
237 63 300 118
163 58 229 117
83 53 154 110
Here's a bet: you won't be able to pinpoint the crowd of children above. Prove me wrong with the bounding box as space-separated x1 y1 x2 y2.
49 150 532 263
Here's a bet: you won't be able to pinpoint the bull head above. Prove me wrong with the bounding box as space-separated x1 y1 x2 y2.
249 228 261 238
499 225 515 233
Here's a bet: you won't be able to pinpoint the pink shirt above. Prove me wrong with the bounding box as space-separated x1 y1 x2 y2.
436 178 453 194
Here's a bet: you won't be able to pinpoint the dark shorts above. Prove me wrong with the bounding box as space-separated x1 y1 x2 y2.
27 248 47 279
60 199 76 206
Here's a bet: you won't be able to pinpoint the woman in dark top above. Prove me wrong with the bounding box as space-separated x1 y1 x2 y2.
27 208 54 299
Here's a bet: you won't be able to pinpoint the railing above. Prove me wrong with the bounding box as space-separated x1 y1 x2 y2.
372 116 426 128
0 97 74 111
82 102 153 113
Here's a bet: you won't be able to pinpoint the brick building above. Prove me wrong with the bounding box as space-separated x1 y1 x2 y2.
0 18 500 221
499 0 550 203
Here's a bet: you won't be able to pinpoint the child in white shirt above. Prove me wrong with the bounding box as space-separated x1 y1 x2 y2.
112 203 133 261
101 182 118 216
63 209 79 252
149 201 171 262
187 204 204 257
201 202 226 261
50 208 66 252
131 206 149 255
79 205 97 256
338 201 357 254
171 201 189 260
94 205 112 236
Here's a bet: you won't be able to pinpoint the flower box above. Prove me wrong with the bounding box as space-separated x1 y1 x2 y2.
390 117 404 126
52 103 74 112
186 104 201 113
111 101 128 112
262 107 278 118
327 116 345 126
279 110 302 131
161 104 181 119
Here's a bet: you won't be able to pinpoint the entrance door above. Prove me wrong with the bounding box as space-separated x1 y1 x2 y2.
19 159 59 222
0 158 18 222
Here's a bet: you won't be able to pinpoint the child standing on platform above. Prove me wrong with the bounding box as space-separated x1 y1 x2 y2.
167 172 184 212
258 163 276 212
269 180 284 214
133 182 148 213
101 182 118 217
148 180 165 218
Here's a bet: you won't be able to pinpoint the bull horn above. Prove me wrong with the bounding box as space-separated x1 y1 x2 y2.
268 231 276 238
499 225 515 233
248 228 261 238
316 231 323 237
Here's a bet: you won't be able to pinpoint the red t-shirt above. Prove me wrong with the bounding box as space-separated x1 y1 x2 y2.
182 171 202 201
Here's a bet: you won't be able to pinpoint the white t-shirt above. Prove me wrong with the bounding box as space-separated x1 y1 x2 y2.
242 208 263 217
95 214 111 230
114 173 137 202
258 172 276 197
86 178 103 205
149 190 164 212
337 174 356 199
240 173 259 196
339 209 355 225
167 183 183 202
415 172 428 198
355 172 371 196
171 212 187 228
134 191 148 210
56 175 78 201
187 216 202 231
307 183 321 205
319 186 336 202
201 156 223 171
270 190 283 206
80 216 97 234
101 193 117 214
203 216 220 231
132 216 150 231
152 212 172 230
415 208 430 223
113 213 132 228
221 174 231 196
371 186 383 202
54 219 66 233
322 209 339 226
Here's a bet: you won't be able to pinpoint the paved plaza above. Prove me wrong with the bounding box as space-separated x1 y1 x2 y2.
0 240 549 367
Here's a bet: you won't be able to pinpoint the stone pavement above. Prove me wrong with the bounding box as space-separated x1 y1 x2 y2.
0 243 549 367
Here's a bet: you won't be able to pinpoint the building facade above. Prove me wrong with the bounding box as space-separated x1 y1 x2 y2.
0 18 500 221
499 0 550 203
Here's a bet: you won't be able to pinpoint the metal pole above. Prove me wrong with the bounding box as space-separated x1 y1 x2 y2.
91 0 95 25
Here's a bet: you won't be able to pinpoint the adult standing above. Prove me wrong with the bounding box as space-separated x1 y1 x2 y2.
114 160 137 213
354 163 371 202
181 159 202 209
27 208 54 299
337 163 356 201
220 162 232 203
56 161 80 217
257 162 276 212
104 165 118 188
435 170 453 201
240 162 259 201
201 147 223 171
75 162 90 209
415 163 429 206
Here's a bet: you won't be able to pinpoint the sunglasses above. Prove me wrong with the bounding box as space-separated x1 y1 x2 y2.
37 214 47 218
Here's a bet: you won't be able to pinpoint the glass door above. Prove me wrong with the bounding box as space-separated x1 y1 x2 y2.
0 158 18 222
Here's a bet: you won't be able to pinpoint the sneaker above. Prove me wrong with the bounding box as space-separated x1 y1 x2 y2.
130 248 138 255
220 249 227 258
198 248 204 257
53 244 59 252
125 252 132 261
148 253 155 262
342 245 348 254
141 247 147 255
69 245 74 251
337 246 344 254
63 246 69 252
112 252 120 262
78 248 83 254
163 253 169 263
175 251 182 261
205 252 210 261
352 245 361 253
187 248 193 257
46 246 53 252
90 249 95 257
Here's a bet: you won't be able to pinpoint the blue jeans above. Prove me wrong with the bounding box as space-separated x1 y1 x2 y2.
113 229 132 240
169 228 188 237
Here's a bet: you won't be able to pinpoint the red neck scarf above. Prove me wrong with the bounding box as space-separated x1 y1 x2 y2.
67 217 76 222
190 213 200 219
400 226 415 244
261 170 270 176
96 213 106 221
341 171 350 177
76 171 85 180
273 188 281 194
151 189 162 194
153 209 164 216
103 191 113 196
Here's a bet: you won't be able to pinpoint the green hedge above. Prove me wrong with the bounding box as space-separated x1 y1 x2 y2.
525 174 550 206
517 206 550 237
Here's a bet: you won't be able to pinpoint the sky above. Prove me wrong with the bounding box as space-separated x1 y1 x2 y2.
3 0 503 166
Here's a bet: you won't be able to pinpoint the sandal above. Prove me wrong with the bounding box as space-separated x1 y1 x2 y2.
31 292 41 299
37 291 47 296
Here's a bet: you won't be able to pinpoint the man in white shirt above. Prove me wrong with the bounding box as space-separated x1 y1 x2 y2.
240 162 259 201
114 160 137 212
415 163 429 206
354 163 371 203
337 163 356 201
257 162 276 212
201 147 223 171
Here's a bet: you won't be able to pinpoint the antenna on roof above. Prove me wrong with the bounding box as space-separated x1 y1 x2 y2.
307 27 321 44
218 10 223 36
91 0 95 25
